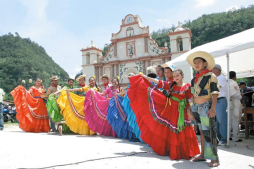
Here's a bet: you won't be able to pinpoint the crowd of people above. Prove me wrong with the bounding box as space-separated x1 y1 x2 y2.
3 51 253 167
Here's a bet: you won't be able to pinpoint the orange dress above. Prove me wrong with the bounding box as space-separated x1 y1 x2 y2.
11 85 50 132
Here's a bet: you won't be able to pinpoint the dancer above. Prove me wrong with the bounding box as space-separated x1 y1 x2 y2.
161 63 175 97
84 89 116 137
11 78 50 132
65 78 74 89
122 73 142 141
58 76 100 135
75 75 87 96
100 74 111 98
102 77 136 140
128 69 200 160
68 76 101 93
151 65 166 90
46 75 61 131
187 51 220 167
47 78 70 123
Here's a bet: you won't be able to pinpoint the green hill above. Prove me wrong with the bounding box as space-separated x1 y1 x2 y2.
0 32 69 99
151 5 254 49
150 5 254 85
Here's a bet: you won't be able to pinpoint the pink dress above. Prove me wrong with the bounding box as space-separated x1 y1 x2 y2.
84 89 116 137
103 86 123 98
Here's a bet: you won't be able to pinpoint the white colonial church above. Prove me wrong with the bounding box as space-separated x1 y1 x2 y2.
81 14 192 85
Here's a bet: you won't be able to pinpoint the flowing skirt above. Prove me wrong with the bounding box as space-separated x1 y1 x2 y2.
57 90 95 135
11 85 50 132
107 95 136 140
84 90 116 137
47 94 72 133
127 75 200 160
122 94 143 142
46 94 62 122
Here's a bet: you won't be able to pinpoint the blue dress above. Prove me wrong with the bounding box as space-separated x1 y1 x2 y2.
106 95 136 141
122 92 143 142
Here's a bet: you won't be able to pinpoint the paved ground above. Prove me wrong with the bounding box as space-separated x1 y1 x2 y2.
0 123 254 169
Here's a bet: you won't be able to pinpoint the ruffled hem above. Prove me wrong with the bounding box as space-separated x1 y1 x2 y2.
84 90 116 137
122 94 143 142
127 75 200 160
46 94 63 122
11 85 50 132
107 96 136 140
57 90 95 135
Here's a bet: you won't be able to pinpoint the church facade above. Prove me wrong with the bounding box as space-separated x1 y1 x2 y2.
81 14 192 85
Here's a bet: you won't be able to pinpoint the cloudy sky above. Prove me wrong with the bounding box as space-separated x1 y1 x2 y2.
0 0 253 77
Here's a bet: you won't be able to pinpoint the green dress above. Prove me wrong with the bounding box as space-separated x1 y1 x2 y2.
46 88 73 133
46 94 62 122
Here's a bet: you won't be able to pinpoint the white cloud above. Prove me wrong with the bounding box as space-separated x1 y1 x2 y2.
14 0 91 77
225 5 240 12
19 0 49 20
194 0 216 8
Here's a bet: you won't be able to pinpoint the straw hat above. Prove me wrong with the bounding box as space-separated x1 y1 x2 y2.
76 75 86 82
186 51 215 70
50 75 60 80
161 63 176 71
125 72 136 77
100 74 110 80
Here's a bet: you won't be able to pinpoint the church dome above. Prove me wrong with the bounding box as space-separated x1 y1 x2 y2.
87 40 97 48
174 22 185 32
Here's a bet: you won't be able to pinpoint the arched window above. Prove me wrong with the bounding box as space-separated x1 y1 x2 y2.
176 36 183 51
97 53 100 63
86 52 90 64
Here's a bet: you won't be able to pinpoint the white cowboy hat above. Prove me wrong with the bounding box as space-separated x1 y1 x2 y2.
186 51 215 71
161 63 176 71
76 75 86 82
50 75 60 80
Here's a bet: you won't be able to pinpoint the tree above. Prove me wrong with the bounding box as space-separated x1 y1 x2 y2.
0 33 70 99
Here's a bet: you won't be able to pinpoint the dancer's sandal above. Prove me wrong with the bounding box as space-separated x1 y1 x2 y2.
191 155 207 162
208 160 220 167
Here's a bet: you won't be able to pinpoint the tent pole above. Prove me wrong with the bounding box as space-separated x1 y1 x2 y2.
227 52 230 147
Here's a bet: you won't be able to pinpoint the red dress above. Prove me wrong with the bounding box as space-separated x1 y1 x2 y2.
11 85 50 132
127 75 200 160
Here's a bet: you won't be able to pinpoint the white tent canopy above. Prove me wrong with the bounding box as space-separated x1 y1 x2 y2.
166 28 254 82
164 27 254 146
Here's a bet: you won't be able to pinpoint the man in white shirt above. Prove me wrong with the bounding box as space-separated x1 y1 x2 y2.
212 64 228 146
229 71 242 142
0 88 5 130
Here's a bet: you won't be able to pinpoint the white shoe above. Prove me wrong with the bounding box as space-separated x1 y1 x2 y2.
218 141 227 146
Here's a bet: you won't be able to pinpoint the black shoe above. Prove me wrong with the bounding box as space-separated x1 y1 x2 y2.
230 138 232 141
235 139 242 142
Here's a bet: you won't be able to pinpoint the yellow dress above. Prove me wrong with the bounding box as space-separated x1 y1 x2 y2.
57 86 101 135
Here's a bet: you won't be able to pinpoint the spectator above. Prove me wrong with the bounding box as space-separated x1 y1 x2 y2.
212 64 228 146
229 71 242 142
239 81 254 107
0 88 5 130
